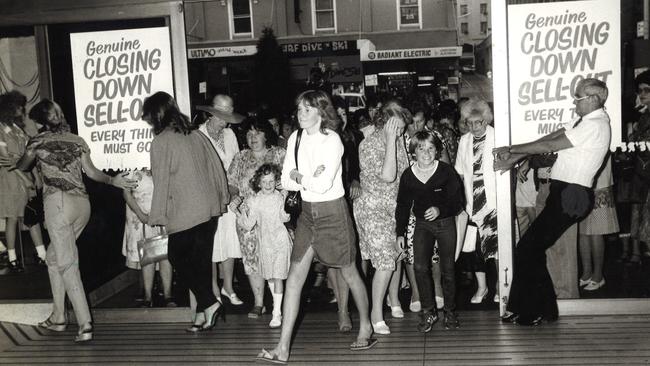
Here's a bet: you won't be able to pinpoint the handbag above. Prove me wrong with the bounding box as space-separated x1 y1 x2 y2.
284 129 303 215
137 224 168 266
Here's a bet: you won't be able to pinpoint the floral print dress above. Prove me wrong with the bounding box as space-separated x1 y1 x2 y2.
355 129 409 271
228 147 286 275
0 122 29 218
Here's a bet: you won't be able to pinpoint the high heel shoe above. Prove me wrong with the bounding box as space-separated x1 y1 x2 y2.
201 301 225 331
470 288 488 304
74 324 93 343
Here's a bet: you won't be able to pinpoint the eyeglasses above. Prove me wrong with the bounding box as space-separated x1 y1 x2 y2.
638 87 650 95
573 94 591 102
466 119 484 127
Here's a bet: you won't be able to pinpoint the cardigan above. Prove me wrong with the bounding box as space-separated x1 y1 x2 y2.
149 128 229 234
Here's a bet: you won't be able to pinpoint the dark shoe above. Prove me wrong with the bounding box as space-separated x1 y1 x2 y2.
248 305 266 319
38 317 67 332
201 301 225 330
417 311 439 333
139 300 153 308
500 312 519 323
164 297 178 307
185 314 205 333
515 315 543 326
33 254 47 267
443 311 460 330
8 260 24 273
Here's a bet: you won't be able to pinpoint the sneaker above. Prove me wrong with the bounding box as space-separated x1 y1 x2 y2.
391 305 404 318
8 260 24 273
443 311 459 329
409 300 421 312
417 311 439 333
269 313 282 328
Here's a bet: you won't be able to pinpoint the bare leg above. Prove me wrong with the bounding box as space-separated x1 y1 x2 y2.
472 272 488 301
370 269 393 323
211 262 220 298
5 217 17 252
360 259 369 277
142 263 155 302
340 262 373 345
578 234 593 281
159 259 173 299
219 258 236 294
405 262 420 303
388 261 401 306
28 224 46 258
329 268 351 331
590 235 605 282
248 273 265 307
265 246 316 362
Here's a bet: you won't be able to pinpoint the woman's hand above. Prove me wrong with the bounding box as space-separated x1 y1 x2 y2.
424 206 440 221
313 164 325 177
0 155 17 167
229 196 243 212
290 168 303 184
395 236 405 254
349 179 361 200
110 172 138 189
383 117 400 143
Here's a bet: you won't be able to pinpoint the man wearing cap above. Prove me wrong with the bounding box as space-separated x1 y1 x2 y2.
195 95 245 308
492 78 611 326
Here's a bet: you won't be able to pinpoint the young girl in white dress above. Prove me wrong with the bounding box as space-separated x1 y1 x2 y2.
236 163 292 328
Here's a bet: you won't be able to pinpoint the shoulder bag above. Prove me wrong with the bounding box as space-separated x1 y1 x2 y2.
284 129 303 216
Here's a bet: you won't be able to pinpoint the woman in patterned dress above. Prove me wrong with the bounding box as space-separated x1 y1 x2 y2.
455 97 498 304
355 101 410 335
227 117 285 317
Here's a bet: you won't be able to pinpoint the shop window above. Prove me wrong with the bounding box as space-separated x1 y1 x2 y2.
398 0 421 29
480 21 488 34
313 0 336 33
461 22 468 35
460 4 469 16
230 0 253 37
480 3 488 15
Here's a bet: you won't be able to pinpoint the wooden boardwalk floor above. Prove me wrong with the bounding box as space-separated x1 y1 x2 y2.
0 311 649 365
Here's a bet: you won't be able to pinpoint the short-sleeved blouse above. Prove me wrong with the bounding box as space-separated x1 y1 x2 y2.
0 122 30 217
227 146 286 199
27 131 90 198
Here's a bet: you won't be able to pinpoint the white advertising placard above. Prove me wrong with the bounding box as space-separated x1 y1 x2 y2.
70 27 174 170
507 0 621 148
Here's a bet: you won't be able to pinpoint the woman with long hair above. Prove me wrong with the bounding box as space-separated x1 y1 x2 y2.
257 90 375 364
143 91 230 332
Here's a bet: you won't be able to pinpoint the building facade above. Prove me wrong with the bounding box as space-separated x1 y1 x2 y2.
456 0 491 46
183 0 461 110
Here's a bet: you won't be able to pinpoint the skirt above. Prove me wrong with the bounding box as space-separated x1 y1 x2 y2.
579 186 619 236
212 209 242 262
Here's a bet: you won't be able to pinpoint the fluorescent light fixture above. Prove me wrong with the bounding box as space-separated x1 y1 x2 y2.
378 71 415 76
418 83 432 87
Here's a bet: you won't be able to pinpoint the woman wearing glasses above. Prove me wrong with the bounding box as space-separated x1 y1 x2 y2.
455 97 499 305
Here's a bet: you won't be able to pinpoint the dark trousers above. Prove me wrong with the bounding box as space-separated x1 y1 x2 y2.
412 216 457 313
507 180 593 320
168 218 218 312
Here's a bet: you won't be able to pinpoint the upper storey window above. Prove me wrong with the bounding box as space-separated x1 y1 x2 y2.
398 0 422 29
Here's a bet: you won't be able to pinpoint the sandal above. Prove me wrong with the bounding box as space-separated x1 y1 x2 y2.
248 305 266 319
255 348 288 364
38 317 67 332
350 338 378 351
74 324 93 343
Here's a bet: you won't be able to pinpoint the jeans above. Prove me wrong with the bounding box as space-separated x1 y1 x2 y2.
44 191 92 326
412 216 457 313
168 218 218 312
507 180 593 320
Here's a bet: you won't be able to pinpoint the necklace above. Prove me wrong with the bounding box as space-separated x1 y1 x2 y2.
415 161 437 172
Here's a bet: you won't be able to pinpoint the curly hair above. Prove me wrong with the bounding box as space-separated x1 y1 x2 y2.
0 90 27 125
635 70 650 90
295 89 339 134
460 97 493 124
28 99 70 133
373 99 413 129
142 91 195 135
249 163 282 193
243 115 279 148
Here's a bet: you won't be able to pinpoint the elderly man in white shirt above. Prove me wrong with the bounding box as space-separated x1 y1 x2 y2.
493 78 611 326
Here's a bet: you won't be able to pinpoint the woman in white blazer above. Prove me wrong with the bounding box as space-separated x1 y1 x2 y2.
454 98 498 304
